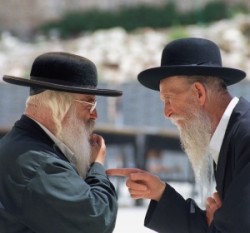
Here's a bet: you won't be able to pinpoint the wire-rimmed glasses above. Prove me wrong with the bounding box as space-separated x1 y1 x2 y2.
74 99 97 113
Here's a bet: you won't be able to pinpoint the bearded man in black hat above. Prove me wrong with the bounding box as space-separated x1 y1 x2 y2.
107 38 250 233
0 52 122 233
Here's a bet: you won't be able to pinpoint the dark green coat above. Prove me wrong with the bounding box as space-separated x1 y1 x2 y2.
0 115 118 233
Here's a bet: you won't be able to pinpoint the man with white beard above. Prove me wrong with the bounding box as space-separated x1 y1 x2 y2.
0 52 122 233
107 38 250 233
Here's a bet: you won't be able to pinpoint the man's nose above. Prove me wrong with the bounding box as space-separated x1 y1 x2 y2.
90 108 98 119
164 103 172 118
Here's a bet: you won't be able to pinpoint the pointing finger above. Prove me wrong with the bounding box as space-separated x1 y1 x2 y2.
106 168 143 177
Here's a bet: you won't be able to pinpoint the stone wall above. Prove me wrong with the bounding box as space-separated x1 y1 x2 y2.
0 0 249 37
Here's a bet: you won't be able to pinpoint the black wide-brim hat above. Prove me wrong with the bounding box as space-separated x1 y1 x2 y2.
138 37 246 91
3 52 122 97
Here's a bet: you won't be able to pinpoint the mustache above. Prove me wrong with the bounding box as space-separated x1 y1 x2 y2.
170 115 185 125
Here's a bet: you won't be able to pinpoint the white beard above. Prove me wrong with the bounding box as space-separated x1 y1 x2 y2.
58 110 95 178
171 108 215 204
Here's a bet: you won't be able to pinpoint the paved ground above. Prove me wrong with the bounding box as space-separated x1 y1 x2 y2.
112 184 155 233
114 204 155 233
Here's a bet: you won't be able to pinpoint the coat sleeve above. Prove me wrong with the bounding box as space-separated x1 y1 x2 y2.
144 185 208 233
6 151 118 233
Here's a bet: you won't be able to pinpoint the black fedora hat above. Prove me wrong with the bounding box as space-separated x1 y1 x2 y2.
138 37 246 91
3 52 122 97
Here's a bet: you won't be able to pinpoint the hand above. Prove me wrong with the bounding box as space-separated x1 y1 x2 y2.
89 134 106 165
206 192 222 226
106 168 166 201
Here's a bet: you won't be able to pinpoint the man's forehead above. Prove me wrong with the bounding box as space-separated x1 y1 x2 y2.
160 76 188 90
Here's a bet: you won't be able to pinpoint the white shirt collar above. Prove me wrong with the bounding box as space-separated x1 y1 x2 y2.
28 116 75 163
209 97 239 164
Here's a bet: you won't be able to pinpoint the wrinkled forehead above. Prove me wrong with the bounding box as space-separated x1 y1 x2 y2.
159 76 191 92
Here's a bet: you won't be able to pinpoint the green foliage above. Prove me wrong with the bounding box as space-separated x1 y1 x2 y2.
227 3 250 17
116 3 179 30
38 1 249 38
40 10 114 37
202 2 228 22
168 27 190 41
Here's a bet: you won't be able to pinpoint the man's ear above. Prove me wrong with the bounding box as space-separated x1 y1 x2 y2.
193 82 206 106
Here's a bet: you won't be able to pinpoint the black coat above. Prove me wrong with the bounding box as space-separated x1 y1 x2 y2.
145 97 250 233
0 115 118 233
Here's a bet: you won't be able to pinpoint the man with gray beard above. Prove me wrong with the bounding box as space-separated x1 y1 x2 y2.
107 38 250 233
0 52 122 233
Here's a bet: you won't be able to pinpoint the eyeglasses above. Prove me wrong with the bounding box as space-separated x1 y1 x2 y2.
74 99 97 113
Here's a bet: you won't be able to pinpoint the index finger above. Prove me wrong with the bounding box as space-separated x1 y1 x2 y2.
106 168 143 177
90 134 102 143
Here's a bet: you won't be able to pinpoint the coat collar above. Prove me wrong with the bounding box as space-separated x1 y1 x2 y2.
209 97 239 165
15 115 69 162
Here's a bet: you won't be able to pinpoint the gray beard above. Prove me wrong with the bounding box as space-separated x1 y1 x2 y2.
171 109 215 204
58 112 95 178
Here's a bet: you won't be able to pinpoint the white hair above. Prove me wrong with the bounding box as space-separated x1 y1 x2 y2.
26 90 73 136
25 90 93 178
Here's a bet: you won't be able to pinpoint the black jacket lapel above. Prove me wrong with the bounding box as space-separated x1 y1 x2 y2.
216 97 250 199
